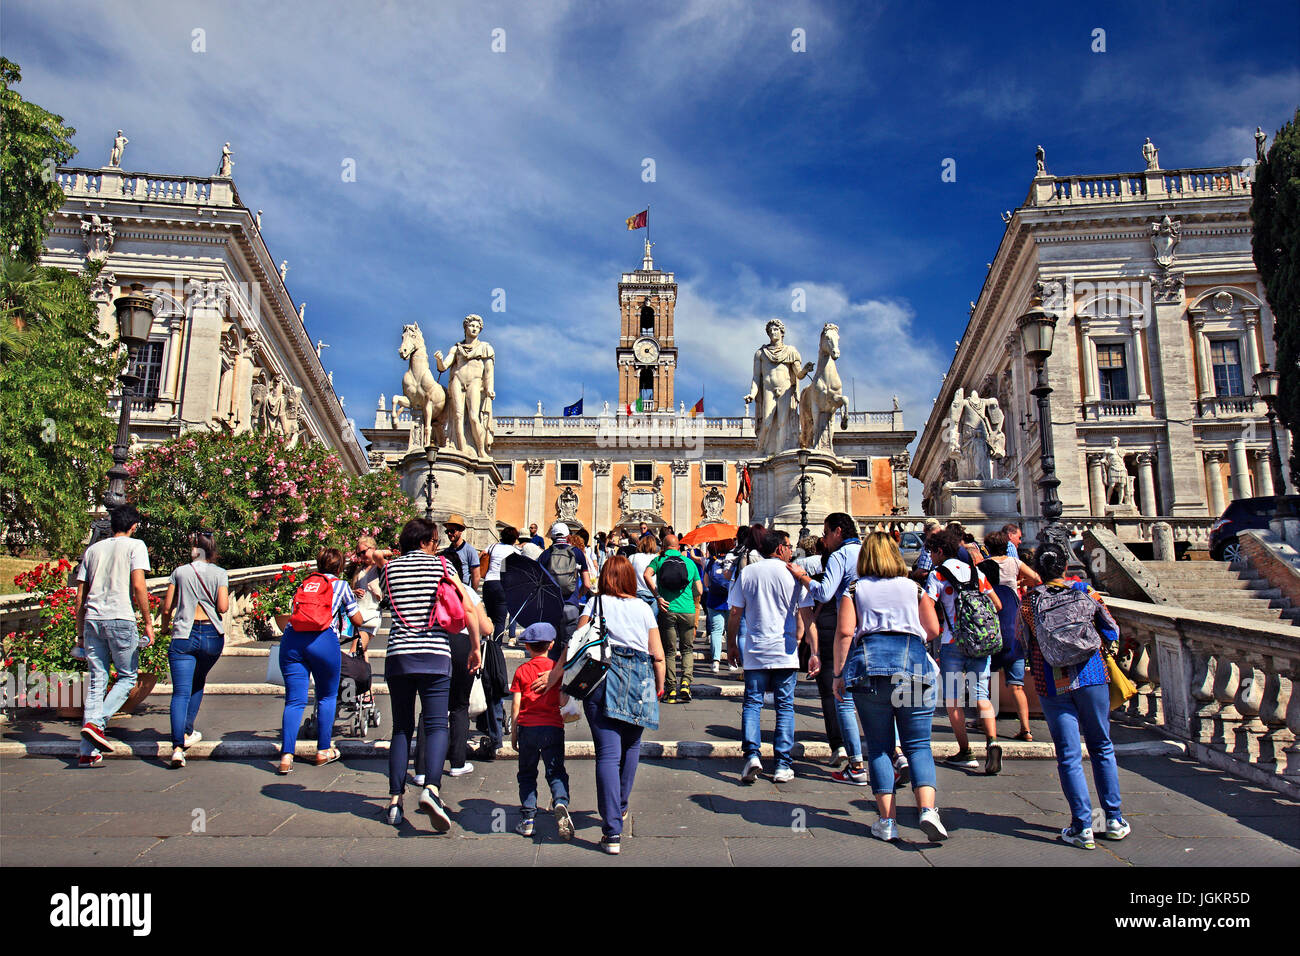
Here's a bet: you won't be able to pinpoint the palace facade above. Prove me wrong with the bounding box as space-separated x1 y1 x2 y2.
912 141 1292 537
364 244 916 542
40 159 366 474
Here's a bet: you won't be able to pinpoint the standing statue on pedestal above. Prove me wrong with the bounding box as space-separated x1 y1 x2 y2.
435 314 496 458
947 387 1006 481
744 319 813 457
395 323 447 449
1102 436 1135 507
798 322 849 452
109 130 128 168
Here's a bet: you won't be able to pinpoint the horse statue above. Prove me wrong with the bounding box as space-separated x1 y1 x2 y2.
394 323 446 449
798 323 849 452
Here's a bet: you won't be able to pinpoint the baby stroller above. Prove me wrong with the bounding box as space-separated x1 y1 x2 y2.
303 615 382 739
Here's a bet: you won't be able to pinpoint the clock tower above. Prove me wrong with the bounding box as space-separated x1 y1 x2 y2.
617 238 677 411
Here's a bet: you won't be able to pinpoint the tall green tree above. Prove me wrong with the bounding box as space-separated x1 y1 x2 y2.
1251 108 1300 481
0 60 121 556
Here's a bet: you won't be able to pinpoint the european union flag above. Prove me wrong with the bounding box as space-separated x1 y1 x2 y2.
563 398 583 417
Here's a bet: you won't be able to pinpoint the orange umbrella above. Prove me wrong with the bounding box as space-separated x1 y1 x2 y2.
679 523 738 547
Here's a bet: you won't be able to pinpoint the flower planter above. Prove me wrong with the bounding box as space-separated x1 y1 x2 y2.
56 674 158 720
274 614 291 631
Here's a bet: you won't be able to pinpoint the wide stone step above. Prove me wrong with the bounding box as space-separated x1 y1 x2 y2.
1146 572 1269 589
1159 587 1284 604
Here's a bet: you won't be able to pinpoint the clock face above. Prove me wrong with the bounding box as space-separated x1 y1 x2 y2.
633 337 660 364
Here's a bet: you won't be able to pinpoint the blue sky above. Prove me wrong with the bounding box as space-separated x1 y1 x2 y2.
5 0 1298 463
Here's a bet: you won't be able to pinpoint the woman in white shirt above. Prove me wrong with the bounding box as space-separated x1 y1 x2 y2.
629 534 659 609
834 532 946 843
479 526 521 642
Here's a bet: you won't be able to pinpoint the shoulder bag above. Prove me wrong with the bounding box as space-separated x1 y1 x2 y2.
562 594 610 700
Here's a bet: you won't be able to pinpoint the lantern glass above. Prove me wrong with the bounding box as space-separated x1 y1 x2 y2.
113 284 156 348
1018 308 1057 358
1253 365 1280 401
425 444 439 466
796 448 810 470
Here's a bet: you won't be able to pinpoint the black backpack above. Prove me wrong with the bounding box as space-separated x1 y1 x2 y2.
657 554 690 595
480 632 509 699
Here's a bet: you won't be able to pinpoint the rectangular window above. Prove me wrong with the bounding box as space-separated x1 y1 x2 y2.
633 462 653 483
559 461 580 483
1096 344 1130 401
1211 340 1244 397
132 341 165 411
704 462 725 483
497 462 514 483
853 459 871 478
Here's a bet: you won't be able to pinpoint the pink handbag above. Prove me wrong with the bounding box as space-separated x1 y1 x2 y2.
385 555 467 634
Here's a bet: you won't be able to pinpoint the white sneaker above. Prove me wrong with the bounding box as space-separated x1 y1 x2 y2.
170 748 186 769
1103 817 1131 841
183 731 202 749
740 756 762 784
728 664 741 675
413 774 426 787
448 762 474 777
418 785 452 833
773 766 794 783
826 746 849 769
918 807 949 841
711 660 720 675
871 817 899 841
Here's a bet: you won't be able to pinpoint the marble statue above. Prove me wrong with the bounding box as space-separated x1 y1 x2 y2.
298 302 306 322
1142 137 1159 170
109 131 128 168
947 387 1005 481
1256 126 1268 164
556 485 580 523
1035 144 1046 175
798 322 849 452
702 485 725 522
315 339 329 358
603 400 610 414
394 323 446 449
434 314 496 458
279 260 288 281
217 142 233 177
1151 215 1180 270
744 319 813 457
1102 436 1134 507
250 372 272 434
255 209 263 230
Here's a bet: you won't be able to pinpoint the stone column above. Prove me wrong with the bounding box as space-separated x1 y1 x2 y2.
524 458 545 528
1190 314 1214 401
1135 452 1158 516
1243 311 1262 383
179 281 228 423
1129 314 1151 400
591 460 612 532
1087 453 1107 515
1079 319 1099 403
670 459 690 530
1254 448 1276 498
1203 450 1226 518
1229 439 1252 500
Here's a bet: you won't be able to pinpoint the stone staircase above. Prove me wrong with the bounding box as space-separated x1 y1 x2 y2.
1142 561 1300 626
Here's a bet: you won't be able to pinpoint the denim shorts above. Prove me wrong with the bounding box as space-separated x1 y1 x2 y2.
938 641 991 706
1002 656 1025 687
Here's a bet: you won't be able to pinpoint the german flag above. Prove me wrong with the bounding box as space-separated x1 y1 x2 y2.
626 209 647 230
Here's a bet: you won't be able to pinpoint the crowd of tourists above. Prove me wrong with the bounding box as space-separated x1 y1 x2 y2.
67 504 1130 854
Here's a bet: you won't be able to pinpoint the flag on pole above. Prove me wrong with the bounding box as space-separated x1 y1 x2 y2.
625 402 632 416
634 396 644 412
736 466 752 504
563 398 583 417
626 209 648 230
688 397 704 418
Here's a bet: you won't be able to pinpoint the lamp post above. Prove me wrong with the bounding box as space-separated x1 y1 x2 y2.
796 447 811 540
85 284 155 548
1253 363 1288 495
1017 304 1071 557
423 444 439 521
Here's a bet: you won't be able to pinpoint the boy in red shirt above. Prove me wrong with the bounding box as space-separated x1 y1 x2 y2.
510 623 573 839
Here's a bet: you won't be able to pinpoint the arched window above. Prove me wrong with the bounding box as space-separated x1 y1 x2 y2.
639 303 654 333
639 367 654 408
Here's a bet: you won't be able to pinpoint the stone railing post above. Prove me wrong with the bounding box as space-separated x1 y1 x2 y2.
1281 659 1300 784
1259 657 1294 778
1210 655 1243 752
1233 655 1268 764
1188 643 1220 744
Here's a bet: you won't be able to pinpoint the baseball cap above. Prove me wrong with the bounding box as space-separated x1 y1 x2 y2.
549 522 570 539
520 622 557 645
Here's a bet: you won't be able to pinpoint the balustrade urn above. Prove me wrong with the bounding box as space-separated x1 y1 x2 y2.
1189 647 1220 745
1233 658 1268 763
1210 656 1243 752
1281 660 1300 782
1258 661 1293 778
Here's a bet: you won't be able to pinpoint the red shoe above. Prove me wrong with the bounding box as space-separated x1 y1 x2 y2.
78 753 104 768
80 722 111 750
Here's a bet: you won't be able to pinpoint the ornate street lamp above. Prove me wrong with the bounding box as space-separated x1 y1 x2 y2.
796 447 811 541
84 284 155 550
423 443 439 521
1253 363 1288 495
1018 304 1072 557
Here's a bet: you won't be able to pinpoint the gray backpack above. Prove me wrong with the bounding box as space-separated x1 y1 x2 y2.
544 543 580 598
1032 586 1101 668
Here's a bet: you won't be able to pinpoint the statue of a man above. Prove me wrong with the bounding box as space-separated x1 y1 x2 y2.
217 142 233 177
1142 137 1159 170
1255 126 1268 164
948 388 1004 480
109 130 128 168
1103 436 1129 505
435 314 496 458
744 318 813 456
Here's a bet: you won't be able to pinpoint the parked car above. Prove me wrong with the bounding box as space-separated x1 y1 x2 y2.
899 530 925 565
1209 495 1300 562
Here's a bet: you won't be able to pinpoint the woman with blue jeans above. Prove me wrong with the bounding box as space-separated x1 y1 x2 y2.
160 531 230 769
1017 543 1128 849
703 542 732 674
541 554 664 855
834 532 948 843
278 548 366 775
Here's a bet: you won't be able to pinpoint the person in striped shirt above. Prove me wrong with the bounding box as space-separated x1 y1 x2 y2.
380 518 481 831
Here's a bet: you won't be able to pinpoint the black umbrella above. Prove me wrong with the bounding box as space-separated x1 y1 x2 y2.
500 553 566 632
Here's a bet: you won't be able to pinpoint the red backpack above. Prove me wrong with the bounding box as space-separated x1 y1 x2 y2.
288 572 335 632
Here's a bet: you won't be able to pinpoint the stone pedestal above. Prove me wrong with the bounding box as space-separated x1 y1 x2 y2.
398 448 502 549
935 478 1020 540
748 449 848 538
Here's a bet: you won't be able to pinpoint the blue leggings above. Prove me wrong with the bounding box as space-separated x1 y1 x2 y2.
280 627 342 755
584 682 644 839
168 622 224 748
